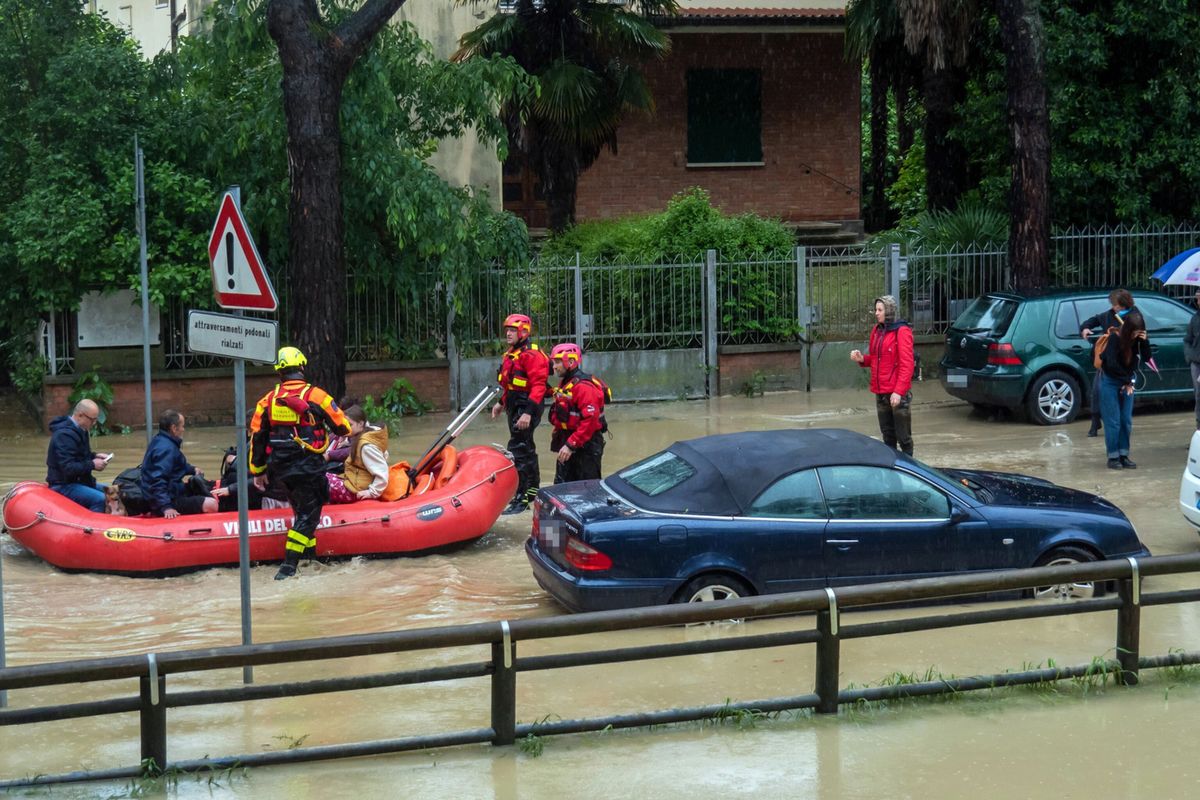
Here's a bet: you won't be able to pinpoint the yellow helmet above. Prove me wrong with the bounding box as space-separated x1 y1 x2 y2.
274 346 307 371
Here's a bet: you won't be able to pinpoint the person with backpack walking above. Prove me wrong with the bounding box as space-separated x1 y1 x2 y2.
548 343 610 483
491 313 550 514
249 346 351 579
1080 288 1135 437
850 295 915 455
1096 307 1151 469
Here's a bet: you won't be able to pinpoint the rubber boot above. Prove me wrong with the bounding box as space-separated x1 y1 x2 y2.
274 551 300 580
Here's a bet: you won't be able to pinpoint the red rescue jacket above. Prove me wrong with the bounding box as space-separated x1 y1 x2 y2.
549 370 608 449
858 322 914 395
497 340 549 415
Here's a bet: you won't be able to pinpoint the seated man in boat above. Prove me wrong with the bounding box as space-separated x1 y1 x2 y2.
45 399 111 513
324 403 389 503
139 409 218 519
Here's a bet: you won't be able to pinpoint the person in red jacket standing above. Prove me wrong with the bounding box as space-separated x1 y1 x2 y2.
850 295 915 455
491 313 550 514
548 343 609 484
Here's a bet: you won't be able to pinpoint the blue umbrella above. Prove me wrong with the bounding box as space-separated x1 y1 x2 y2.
1151 247 1200 286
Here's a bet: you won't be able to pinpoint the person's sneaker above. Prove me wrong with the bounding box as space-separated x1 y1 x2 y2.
1087 428 1099 438
1119 456 1137 469
1107 458 1122 470
274 563 297 580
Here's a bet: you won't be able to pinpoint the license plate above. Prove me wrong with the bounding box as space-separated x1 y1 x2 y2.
945 369 968 387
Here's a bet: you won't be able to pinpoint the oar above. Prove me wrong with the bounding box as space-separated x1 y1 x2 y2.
408 386 499 480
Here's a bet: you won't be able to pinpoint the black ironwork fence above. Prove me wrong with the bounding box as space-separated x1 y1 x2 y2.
3 552 1199 788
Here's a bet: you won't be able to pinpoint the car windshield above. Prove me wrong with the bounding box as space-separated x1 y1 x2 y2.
617 451 697 496
951 296 1019 337
907 457 980 501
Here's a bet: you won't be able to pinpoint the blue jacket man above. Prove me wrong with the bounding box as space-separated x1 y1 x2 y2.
139 410 216 518
45 399 109 512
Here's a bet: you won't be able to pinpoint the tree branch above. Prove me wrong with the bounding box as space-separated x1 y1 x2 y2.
330 0 409 73
266 0 322 67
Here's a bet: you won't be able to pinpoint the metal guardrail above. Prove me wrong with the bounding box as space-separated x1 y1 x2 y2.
3 553 1200 788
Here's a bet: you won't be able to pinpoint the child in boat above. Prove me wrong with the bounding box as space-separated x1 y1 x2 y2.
325 404 389 503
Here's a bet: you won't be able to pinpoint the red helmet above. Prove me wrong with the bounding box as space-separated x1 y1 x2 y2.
550 343 582 368
502 313 532 338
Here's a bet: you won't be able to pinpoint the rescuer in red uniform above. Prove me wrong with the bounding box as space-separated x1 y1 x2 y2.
490 314 550 514
548 343 609 484
249 346 351 579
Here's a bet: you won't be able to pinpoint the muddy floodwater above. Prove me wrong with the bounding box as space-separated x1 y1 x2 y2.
3 385 1200 797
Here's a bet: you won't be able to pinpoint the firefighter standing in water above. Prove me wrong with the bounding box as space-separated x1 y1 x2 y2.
548 343 609 483
249 346 351 579
491 313 549 514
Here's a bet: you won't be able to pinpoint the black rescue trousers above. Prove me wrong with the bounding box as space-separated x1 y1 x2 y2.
875 392 914 455
553 434 605 484
277 468 330 571
506 403 543 504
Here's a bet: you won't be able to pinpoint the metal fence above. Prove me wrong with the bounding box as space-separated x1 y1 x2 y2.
1 552 1198 788
42 223 1200 375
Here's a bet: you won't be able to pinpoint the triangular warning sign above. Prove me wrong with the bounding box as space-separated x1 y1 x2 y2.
207 192 278 312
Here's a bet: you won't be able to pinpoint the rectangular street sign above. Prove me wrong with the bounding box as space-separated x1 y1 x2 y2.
187 309 278 363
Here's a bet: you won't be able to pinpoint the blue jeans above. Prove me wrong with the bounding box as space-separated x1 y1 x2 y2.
51 482 107 514
1099 373 1133 459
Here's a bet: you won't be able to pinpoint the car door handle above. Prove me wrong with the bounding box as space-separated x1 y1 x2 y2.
826 539 859 545
1068 346 1084 353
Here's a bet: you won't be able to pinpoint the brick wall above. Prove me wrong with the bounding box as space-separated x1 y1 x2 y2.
576 31 861 223
42 362 451 430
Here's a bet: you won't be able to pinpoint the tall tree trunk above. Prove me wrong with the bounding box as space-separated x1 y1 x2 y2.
997 0 1050 292
867 56 889 232
539 141 580 234
267 0 408 399
894 72 915 156
922 61 968 212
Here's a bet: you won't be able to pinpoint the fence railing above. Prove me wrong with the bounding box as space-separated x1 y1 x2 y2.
2 552 1199 788
43 223 1200 375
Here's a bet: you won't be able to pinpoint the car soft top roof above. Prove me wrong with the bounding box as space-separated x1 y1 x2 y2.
606 428 898 516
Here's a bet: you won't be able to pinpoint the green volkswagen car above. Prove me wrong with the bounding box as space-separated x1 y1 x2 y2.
939 289 1196 424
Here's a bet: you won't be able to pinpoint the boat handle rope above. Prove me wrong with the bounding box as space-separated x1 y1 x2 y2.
1127 556 1140 606
13 463 518 542
825 587 839 637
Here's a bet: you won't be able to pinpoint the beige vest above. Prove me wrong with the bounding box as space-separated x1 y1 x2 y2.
342 426 388 493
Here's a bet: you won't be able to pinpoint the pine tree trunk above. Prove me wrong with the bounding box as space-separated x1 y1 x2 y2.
998 0 1051 292
539 141 580 234
867 57 889 232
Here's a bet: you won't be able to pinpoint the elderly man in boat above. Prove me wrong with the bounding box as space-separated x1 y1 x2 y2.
45 399 111 513
139 409 219 519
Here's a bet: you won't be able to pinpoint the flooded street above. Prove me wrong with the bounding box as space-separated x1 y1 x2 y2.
3 384 1200 797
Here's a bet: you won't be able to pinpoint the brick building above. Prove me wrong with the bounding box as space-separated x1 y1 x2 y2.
504 3 861 230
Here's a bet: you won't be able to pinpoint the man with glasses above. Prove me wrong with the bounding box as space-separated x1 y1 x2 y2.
45 399 111 513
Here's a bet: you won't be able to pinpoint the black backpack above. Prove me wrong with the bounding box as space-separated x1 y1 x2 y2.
113 466 148 515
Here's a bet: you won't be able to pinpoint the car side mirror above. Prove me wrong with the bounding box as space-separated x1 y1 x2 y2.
950 505 971 524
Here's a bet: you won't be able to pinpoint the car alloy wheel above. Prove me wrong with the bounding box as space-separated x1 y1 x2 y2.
1032 548 1098 600
1027 370 1081 425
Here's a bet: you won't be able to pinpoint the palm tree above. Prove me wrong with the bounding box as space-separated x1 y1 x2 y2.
895 0 979 212
846 0 920 231
456 0 677 232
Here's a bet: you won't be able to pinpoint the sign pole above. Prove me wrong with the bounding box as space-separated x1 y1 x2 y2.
135 135 153 445
1 536 7 708
229 186 254 685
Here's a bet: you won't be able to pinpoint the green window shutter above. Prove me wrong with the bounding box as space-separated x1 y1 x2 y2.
687 69 763 164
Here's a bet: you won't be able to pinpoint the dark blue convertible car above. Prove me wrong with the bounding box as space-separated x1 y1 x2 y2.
526 429 1150 612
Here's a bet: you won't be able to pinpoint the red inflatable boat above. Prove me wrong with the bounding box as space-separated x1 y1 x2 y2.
1 445 516 575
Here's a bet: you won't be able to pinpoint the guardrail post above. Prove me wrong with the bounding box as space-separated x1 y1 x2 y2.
1116 558 1142 686
491 622 516 745
815 589 840 714
139 663 166 775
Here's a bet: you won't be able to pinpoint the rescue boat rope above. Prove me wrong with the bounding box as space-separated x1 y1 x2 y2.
7 463 516 543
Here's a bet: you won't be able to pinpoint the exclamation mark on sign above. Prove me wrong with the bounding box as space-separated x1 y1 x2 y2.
225 232 236 290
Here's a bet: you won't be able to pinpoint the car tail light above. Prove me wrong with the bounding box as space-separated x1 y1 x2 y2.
563 534 613 571
987 343 1022 365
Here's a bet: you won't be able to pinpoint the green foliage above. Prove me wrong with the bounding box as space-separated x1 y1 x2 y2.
871 201 1008 252
67 368 114 435
363 378 433 431
884 140 927 226
518 733 545 758
739 371 766 398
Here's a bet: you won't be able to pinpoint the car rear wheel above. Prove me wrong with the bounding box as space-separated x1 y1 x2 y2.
675 573 752 604
1032 546 1101 600
1026 371 1081 425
